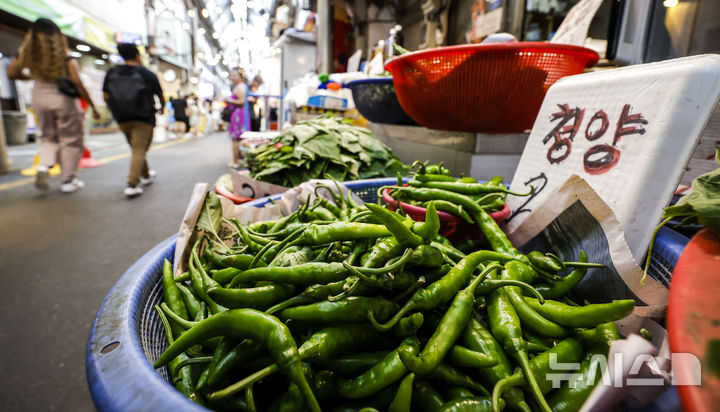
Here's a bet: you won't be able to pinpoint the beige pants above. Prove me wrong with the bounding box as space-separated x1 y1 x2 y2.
119 121 154 186
32 80 84 183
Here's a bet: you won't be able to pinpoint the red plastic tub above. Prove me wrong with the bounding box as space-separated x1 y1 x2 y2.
381 188 510 242
385 42 598 133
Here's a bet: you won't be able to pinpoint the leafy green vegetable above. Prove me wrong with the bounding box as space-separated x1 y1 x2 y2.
643 147 720 282
247 115 407 187
663 147 720 229
196 191 230 252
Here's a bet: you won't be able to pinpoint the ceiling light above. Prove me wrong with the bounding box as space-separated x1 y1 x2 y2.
212 32 219 39
94 59 106 65
182 22 190 30
201 8 209 18
76 44 90 52
198 27 206 35
69 51 82 58
188 9 196 18
663 0 678 6
101 53 108 59
215 6 223 14
247 1 254 8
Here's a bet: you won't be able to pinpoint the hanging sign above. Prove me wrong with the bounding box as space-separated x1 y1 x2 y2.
506 55 720 262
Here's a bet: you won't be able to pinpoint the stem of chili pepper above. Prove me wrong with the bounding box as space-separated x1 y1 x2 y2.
264 280 346 315
328 276 362 301
348 248 413 275
172 356 212 375
369 250 513 331
391 277 425 303
447 345 498 368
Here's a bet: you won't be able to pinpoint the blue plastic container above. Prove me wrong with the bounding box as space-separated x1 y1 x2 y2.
346 78 417 125
86 178 688 411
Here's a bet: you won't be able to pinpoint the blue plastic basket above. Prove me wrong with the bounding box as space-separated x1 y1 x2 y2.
86 178 689 411
346 78 417 125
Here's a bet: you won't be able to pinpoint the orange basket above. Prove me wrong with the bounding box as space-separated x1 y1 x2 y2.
385 42 598 133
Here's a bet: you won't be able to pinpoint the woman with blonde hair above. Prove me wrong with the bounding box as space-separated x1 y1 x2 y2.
8 18 99 193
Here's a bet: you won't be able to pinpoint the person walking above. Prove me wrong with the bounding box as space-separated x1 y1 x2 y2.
103 43 164 198
226 67 250 168
170 95 190 137
7 18 100 193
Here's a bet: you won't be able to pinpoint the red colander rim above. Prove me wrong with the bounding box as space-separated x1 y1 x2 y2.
381 188 511 223
385 41 599 73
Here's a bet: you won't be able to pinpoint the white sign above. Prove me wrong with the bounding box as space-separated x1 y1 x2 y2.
551 0 604 46
506 55 720 263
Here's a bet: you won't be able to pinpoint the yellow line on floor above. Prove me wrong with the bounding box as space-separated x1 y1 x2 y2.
0 137 192 192
0 177 35 191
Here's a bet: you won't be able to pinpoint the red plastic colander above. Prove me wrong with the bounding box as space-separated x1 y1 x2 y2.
385 42 599 133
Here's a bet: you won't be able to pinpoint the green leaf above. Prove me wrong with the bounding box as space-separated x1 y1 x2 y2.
303 134 342 162
293 146 316 161
663 147 720 229
197 191 223 233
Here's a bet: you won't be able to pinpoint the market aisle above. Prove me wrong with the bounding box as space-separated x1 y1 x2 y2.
0 132 232 411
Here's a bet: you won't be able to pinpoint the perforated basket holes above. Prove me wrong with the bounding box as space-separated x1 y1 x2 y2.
139 275 171 382
647 254 674 288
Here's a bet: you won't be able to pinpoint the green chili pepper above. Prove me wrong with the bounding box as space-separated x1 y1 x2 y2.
523 298 635 328
388 373 415 412
423 200 475 224
270 246 314 267
407 180 530 197
386 186 485 216
230 262 348 287
206 340 267 387
411 173 457 182
443 387 475 400
447 345 497 368
399 263 501 374
439 397 499 412
264 280 346 315
281 296 398 324
211 267 242 285
407 244 444 268
365 203 424 248
546 348 605 412
207 283 296 310
298 324 388 361
221 253 257 270
473 279 544 301
203 249 226 268
369 251 512 331
533 251 589 299
412 201 441 243
269 382 305 412
392 313 425 338
501 262 569 338
459 318 530 412
154 309 320 412
487 273 553 412
315 351 389 376
337 338 420 399
425 363 490 396
160 263 201 403
362 237 404 268
527 251 563 272
196 336 241 392
491 337 585 412
430 241 467 262
302 222 391 245
412 380 445 412
470 209 518 257
189 250 227 315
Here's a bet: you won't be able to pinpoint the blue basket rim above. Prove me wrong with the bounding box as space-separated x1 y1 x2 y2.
345 77 394 87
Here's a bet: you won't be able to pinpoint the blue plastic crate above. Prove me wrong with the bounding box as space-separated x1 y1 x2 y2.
86 178 689 411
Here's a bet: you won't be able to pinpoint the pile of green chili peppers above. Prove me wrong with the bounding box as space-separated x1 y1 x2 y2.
153 175 634 412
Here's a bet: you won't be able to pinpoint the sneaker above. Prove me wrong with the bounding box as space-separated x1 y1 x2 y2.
61 178 85 193
35 166 50 191
124 185 144 198
228 161 241 169
140 170 157 186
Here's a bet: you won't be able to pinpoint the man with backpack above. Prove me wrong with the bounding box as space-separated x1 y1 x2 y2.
103 43 164 198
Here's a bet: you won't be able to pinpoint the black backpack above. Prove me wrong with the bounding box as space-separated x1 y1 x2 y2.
106 67 152 121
